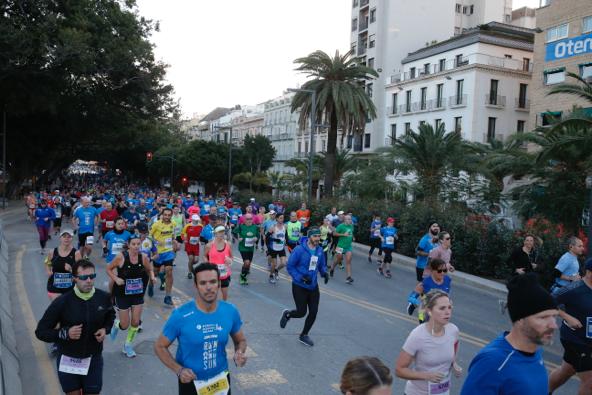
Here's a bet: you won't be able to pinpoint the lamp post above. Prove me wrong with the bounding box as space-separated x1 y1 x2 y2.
212 125 233 195
586 175 592 258
287 88 316 204
149 154 177 194
2 108 5 209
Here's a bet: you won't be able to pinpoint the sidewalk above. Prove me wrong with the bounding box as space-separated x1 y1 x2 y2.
351 241 507 297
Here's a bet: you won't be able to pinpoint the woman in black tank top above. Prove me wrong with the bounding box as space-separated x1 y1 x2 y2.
45 230 82 300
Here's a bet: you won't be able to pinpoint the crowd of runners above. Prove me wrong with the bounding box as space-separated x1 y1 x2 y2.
26 183 592 395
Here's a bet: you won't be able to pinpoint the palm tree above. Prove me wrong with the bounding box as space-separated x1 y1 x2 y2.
316 149 358 190
291 50 378 197
267 171 284 198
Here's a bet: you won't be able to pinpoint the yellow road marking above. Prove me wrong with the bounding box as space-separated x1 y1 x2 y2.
15 245 62 393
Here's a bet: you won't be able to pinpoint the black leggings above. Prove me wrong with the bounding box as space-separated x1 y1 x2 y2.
383 247 393 263
289 283 320 336
368 238 383 256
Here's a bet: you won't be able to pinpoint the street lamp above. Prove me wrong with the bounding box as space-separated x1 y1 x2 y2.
212 125 234 195
287 88 316 204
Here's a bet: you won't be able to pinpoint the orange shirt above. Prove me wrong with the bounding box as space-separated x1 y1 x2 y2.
296 209 311 227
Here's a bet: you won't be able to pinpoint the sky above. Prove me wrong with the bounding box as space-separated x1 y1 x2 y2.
135 0 541 118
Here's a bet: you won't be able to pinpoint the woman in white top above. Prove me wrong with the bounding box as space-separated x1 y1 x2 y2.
395 289 462 395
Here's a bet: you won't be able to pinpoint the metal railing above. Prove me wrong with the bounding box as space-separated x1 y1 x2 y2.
515 98 530 110
485 95 506 107
483 133 505 143
359 20 369 31
358 45 367 56
386 106 399 117
449 94 468 107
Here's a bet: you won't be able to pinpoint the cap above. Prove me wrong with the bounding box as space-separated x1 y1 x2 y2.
269 210 276 215
191 214 200 221
337 210 344 215
506 273 557 323
250 198 255 201
60 229 74 237
307 227 321 237
387 217 395 223
585 257 592 272
214 225 226 233
136 222 148 233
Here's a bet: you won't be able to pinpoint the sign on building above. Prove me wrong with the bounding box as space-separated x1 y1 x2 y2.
545 32 592 61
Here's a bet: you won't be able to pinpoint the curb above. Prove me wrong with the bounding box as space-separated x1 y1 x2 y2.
352 241 507 297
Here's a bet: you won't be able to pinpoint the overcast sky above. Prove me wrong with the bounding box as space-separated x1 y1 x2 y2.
136 0 541 118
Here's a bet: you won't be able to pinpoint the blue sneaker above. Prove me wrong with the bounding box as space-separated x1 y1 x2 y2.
164 295 173 305
147 283 154 298
123 343 136 358
110 322 119 341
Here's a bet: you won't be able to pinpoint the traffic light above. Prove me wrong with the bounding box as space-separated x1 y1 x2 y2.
146 151 153 162
181 176 188 185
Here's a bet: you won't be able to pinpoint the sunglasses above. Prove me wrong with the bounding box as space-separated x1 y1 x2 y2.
437 269 448 273
75 273 97 281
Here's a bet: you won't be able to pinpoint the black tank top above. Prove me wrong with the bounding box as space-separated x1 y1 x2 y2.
114 251 148 297
46 247 76 293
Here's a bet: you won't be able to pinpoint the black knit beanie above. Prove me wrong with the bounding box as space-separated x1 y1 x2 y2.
507 273 557 322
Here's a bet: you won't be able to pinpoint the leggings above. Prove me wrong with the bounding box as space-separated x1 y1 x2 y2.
289 283 320 336
368 238 383 256
383 247 393 263
37 225 50 248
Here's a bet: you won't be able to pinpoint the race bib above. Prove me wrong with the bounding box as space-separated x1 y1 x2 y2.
59 355 91 376
219 264 229 278
272 241 284 251
193 370 229 395
86 236 94 245
292 229 300 238
428 376 450 395
231 215 238 221
164 237 173 249
106 221 114 228
587 317 592 339
53 272 73 289
55 209 62 218
189 237 199 245
309 255 318 271
112 242 123 254
139 214 146 221
124 278 143 295
386 236 395 245
373 229 380 237
245 237 255 247
335 247 343 254
204 205 210 211
300 218 307 224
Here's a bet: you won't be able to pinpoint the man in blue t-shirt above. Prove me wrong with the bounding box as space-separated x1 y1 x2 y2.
378 217 398 278
154 263 247 394
461 273 558 395
415 221 440 281
72 197 99 258
552 236 584 294
549 258 592 394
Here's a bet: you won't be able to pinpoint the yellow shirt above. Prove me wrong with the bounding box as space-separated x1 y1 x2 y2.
150 220 175 254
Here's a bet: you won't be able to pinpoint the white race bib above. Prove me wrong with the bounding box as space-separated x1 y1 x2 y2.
308 255 318 271
272 241 284 251
111 242 123 254
86 236 94 245
335 247 343 254
106 220 114 228
386 236 395 245
373 229 380 237
164 237 173 249
189 236 199 245
193 370 229 395
245 237 255 247
219 264 229 278
59 355 91 376
428 375 450 395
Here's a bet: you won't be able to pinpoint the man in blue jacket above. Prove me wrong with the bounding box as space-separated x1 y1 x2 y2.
280 227 329 347
461 273 558 395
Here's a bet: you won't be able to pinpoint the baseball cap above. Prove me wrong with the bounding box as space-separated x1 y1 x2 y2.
60 229 74 237
214 225 226 233
269 210 276 215
337 210 344 215
191 214 200 221
387 217 395 223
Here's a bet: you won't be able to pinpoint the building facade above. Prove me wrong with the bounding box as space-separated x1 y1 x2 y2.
530 0 592 127
231 113 264 146
385 22 534 144
263 93 301 173
351 0 513 152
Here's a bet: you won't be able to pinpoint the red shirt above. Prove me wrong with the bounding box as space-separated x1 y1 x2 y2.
296 209 311 227
187 206 201 216
100 209 119 231
182 224 203 240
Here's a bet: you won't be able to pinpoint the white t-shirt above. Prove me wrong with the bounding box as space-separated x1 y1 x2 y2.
402 323 459 395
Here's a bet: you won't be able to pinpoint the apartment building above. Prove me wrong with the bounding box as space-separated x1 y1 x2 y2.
263 93 301 173
231 113 264 146
384 22 534 144
351 0 512 152
530 0 592 127
209 105 263 144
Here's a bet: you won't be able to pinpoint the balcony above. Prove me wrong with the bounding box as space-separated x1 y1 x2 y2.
454 56 469 67
427 98 447 111
386 106 399 117
449 94 468 108
515 98 530 112
390 74 402 84
358 45 367 56
482 133 505 144
400 103 413 114
360 0 369 8
384 137 396 146
485 95 506 108
359 19 369 31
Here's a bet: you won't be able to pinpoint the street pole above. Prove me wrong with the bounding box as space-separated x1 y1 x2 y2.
228 138 232 196
587 176 592 259
170 155 174 194
2 109 5 209
308 92 316 205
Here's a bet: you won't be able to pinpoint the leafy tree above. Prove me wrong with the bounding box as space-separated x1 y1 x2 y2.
242 135 276 173
291 50 377 197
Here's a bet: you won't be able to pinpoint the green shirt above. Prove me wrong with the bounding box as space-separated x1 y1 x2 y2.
336 223 354 249
286 221 302 242
234 224 259 252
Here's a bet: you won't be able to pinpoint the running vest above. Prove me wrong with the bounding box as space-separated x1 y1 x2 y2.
208 242 231 279
172 214 183 237
114 251 148 297
286 221 301 242
47 247 76 293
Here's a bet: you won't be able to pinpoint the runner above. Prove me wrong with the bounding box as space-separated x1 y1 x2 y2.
286 211 303 253
461 273 558 394
329 210 344 255
378 217 398 278
106 236 155 357
414 222 440 281
182 214 203 279
551 236 584 295
340 356 393 395
280 227 329 346
72 197 99 258
121 205 140 234
52 196 64 235
330 214 355 284
137 222 158 298
296 202 311 234
171 205 185 253
395 289 462 395
150 207 176 305
320 217 332 263
257 206 268 251
103 218 132 266
26 192 37 220
507 234 540 275
205 226 233 301
267 213 287 284
426 231 455 277
548 258 592 395
414 258 453 323
35 260 115 395
228 201 242 243
368 214 383 264
35 199 55 254
154 263 247 395
233 213 259 285
99 201 118 243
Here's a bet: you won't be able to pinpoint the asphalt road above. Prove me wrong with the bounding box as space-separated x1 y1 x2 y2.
5 207 577 394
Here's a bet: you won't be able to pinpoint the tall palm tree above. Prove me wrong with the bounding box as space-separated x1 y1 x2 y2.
291 50 378 197
316 149 358 190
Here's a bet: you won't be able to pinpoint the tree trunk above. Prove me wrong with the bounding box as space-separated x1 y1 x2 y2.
324 111 338 197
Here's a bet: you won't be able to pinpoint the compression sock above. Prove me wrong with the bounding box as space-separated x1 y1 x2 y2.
126 326 139 344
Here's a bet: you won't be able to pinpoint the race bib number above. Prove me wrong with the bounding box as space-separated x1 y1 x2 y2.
309 255 318 271
55 209 62 218
321 239 329 247
53 272 73 289
124 278 143 295
164 238 173 249
204 205 210 211
59 355 91 376
335 247 344 254
106 221 114 229
292 229 300 238
86 236 94 245
272 241 284 251
428 376 450 395
219 264 229 278
189 237 199 245
231 215 238 221
112 242 123 254
139 214 146 221
300 218 307 224
386 236 395 245
587 317 592 339
245 237 255 247
373 229 380 237
193 370 229 395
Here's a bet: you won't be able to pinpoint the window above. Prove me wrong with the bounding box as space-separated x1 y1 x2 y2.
420 87 427 110
369 36 376 48
455 3 461 13
456 79 464 102
352 18 358 32
435 119 443 129
470 5 474 14
367 83 373 98
410 67 416 79
322 139 326 151
489 79 499 105
405 123 411 135
454 117 462 133
364 133 371 148
585 16 592 33
368 58 375 69
304 141 309 153
505 14 511 23
438 58 446 72
370 8 376 23
544 68 566 85
541 111 562 126
518 83 528 108
390 124 397 143
523 58 531 71
580 63 592 79
487 117 497 142
423 63 430 74
455 54 467 67
298 141 302 154
517 120 525 133
392 93 398 113
347 135 353 149
436 83 444 107
352 0 358 7
546 23 569 42
463 6 467 14
504 54 512 59
405 90 412 112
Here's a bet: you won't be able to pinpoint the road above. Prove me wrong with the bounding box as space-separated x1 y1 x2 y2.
5 207 577 394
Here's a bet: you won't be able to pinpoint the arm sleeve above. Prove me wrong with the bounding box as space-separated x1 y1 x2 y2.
35 297 64 343
418 236 429 252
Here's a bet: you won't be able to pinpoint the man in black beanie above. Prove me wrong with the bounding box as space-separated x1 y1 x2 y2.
461 273 558 395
